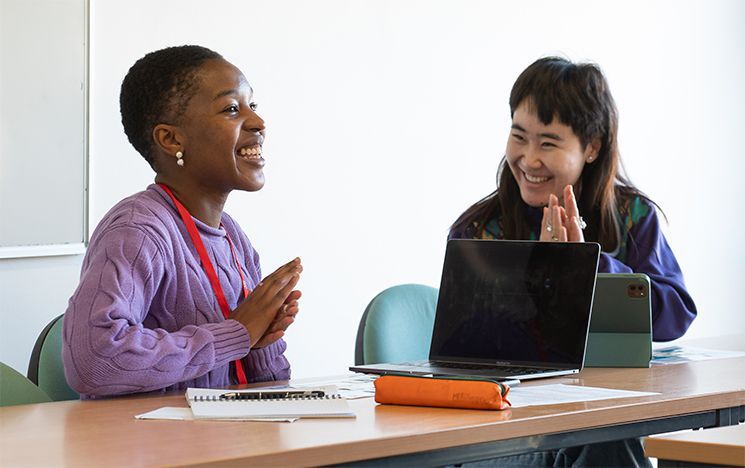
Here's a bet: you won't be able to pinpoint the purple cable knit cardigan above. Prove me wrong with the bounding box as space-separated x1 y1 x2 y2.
62 184 290 399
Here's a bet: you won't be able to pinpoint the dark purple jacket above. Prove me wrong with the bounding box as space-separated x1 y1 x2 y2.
449 199 696 341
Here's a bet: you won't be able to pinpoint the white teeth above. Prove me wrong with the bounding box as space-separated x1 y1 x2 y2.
239 146 262 158
525 172 548 183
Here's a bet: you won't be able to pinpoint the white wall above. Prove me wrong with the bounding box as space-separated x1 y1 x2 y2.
2 0 743 378
0 255 83 374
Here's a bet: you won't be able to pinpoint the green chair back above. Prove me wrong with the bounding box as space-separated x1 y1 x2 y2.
0 362 51 406
355 284 438 365
27 314 79 401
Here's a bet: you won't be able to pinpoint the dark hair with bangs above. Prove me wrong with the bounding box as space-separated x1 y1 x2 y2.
451 56 654 252
120 45 223 170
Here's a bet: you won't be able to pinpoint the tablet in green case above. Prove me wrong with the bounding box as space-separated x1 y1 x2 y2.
584 273 652 368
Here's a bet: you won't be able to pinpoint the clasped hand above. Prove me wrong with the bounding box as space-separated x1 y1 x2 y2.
229 257 302 349
540 185 585 243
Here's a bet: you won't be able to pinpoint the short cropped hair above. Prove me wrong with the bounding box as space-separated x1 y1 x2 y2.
120 45 222 169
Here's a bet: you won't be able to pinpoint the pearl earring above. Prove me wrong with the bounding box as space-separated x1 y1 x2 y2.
176 151 184 166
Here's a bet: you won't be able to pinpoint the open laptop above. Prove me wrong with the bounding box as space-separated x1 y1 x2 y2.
350 239 601 381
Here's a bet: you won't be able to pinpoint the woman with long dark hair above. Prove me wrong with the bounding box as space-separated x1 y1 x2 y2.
451 57 696 342
450 56 697 466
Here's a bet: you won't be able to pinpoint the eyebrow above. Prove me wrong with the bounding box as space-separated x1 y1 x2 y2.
511 124 563 141
213 87 254 101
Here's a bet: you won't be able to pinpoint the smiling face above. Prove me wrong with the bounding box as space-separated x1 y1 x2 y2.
505 99 597 207
175 58 266 193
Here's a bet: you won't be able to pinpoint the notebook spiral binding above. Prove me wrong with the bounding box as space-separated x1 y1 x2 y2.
192 394 342 402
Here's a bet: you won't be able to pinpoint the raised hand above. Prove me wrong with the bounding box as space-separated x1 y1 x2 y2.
229 257 302 348
540 185 585 242
563 184 585 242
253 290 302 349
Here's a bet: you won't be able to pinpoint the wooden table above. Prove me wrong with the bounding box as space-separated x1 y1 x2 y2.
645 424 745 467
1 336 744 467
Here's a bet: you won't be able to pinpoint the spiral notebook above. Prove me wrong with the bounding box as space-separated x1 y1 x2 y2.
185 387 355 420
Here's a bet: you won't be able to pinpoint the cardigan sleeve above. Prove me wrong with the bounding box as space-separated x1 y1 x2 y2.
62 225 251 397
598 208 697 341
243 339 291 382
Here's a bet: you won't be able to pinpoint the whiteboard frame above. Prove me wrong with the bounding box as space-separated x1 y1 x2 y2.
0 0 89 259
0 243 86 259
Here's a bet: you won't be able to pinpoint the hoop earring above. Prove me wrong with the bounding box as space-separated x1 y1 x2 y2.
176 151 184 167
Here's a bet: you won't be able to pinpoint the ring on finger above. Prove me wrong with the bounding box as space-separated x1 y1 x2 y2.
546 223 553 233
551 235 559 241
578 216 587 230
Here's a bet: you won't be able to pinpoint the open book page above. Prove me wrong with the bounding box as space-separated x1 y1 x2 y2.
185 386 355 420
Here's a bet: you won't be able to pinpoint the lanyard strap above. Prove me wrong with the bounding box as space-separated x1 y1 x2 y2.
158 183 248 385
226 234 250 300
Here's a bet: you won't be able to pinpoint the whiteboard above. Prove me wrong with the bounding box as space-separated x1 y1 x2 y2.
0 0 87 258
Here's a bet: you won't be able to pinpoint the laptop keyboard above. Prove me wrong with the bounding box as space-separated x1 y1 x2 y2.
428 361 558 375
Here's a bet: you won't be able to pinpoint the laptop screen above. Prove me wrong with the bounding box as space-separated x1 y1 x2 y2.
430 240 600 368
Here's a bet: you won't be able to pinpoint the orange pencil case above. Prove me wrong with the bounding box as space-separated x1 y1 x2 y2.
374 374 511 410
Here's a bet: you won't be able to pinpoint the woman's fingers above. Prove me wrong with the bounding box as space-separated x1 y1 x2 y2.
265 262 302 287
254 262 302 304
254 305 299 348
548 193 559 210
259 258 302 285
563 185 585 242
542 196 569 242
229 258 302 344
567 215 585 242
564 185 580 220
275 272 301 303
284 290 302 303
551 205 563 240
268 313 295 333
540 187 583 243
540 206 552 241
283 301 299 315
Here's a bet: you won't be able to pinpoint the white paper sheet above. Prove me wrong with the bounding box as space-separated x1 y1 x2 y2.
135 407 193 420
507 384 658 407
135 406 298 422
651 346 745 365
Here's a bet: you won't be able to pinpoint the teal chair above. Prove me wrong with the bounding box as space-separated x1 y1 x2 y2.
355 284 438 365
27 314 79 401
0 362 51 406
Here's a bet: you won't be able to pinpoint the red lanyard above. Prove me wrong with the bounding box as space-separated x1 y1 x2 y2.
159 183 248 385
